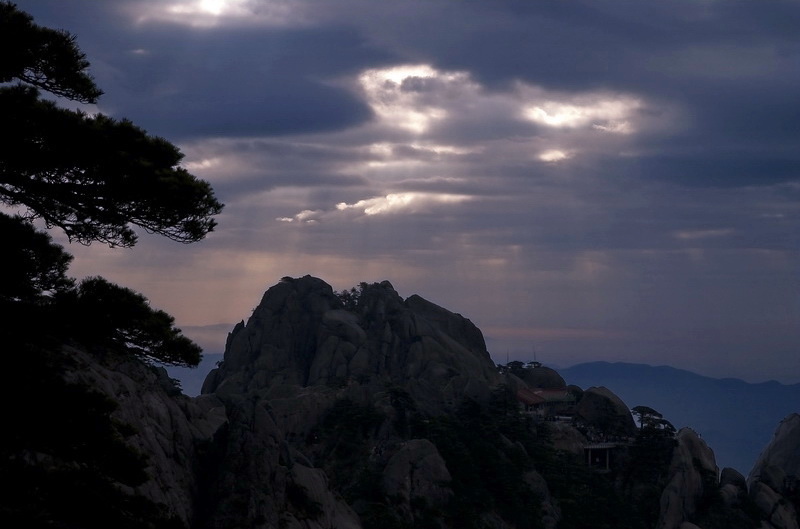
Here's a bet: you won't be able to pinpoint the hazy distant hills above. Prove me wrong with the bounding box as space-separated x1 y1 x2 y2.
560 361 800 475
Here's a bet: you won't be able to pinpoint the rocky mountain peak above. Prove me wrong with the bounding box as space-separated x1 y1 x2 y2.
203 275 498 411
202 275 341 393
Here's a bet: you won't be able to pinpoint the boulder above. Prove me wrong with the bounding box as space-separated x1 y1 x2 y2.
719 467 748 507
518 366 566 389
750 481 798 529
285 463 361 529
576 386 637 438
381 438 453 522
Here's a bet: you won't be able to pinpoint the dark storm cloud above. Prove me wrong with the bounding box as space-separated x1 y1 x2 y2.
121 77 372 138
383 0 800 91
17 2 394 138
678 85 800 145
609 154 800 188
104 25 396 138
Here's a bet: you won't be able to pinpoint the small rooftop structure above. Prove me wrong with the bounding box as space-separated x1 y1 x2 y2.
584 442 620 471
516 388 547 407
516 387 576 418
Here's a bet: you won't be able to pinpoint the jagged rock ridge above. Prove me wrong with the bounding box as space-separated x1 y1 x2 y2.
33 276 800 529
204 276 498 409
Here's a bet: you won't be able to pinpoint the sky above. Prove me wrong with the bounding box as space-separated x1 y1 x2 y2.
15 0 800 388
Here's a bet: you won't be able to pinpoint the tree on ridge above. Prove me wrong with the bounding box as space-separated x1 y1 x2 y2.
0 1 223 248
0 1 222 368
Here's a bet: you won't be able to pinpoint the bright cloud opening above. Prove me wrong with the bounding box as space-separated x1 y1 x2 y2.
336 192 471 216
166 0 248 17
277 209 322 224
538 149 572 162
136 0 300 27
366 142 478 158
593 121 633 134
184 157 222 171
276 193 471 224
523 95 641 133
198 0 228 15
358 64 470 134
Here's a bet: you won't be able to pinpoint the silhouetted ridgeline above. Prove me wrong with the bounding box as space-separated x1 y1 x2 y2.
5 276 799 529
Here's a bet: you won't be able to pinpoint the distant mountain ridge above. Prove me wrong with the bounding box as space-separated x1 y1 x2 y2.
561 361 800 474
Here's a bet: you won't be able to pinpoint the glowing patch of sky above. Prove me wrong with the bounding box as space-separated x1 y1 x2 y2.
185 157 222 171
277 193 473 223
358 65 465 134
175 66 657 204
335 192 470 217
176 66 662 236
520 89 642 134
136 0 301 27
538 149 572 162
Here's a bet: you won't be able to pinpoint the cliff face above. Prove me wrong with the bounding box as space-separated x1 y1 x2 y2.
62 346 228 525
656 428 719 529
33 275 798 529
748 414 800 529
